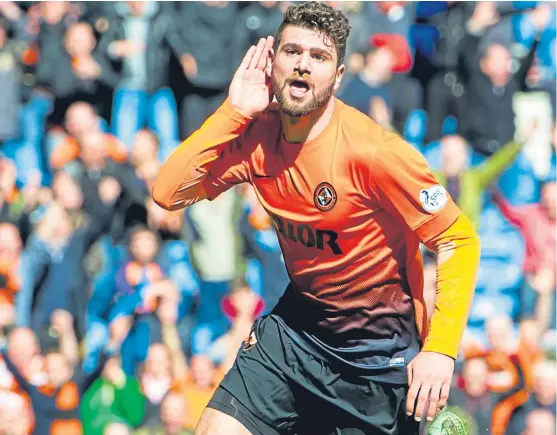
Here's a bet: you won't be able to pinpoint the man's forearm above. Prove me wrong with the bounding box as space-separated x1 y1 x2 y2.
422 214 481 358
152 99 251 210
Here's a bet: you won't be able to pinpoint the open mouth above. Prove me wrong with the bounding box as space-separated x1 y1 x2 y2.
289 79 310 97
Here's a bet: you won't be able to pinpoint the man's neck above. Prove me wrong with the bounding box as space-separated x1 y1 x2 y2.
280 98 336 144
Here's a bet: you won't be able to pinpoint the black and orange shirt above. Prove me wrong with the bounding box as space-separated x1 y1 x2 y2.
158 99 462 382
0 350 106 435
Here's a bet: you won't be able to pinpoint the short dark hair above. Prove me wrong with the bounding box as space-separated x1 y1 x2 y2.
274 2 351 65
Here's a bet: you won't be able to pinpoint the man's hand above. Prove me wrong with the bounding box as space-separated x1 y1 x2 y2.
110 40 144 58
406 351 454 422
180 53 198 80
529 3 554 32
73 57 101 80
229 36 274 118
468 1 499 33
50 309 74 336
98 177 121 204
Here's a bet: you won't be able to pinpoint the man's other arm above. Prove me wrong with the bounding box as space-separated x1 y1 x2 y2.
152 99 252 211
371 131 480 358
421 214 480 358
371 130 480 421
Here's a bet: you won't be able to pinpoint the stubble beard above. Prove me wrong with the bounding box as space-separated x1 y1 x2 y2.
272 73 336 118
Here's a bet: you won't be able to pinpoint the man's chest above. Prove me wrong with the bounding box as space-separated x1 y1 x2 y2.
250 155 378 256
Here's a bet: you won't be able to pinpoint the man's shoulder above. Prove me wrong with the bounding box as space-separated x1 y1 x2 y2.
336 100 388 158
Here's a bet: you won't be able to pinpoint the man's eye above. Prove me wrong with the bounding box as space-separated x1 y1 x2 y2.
313 54 325 61
286 49 297 55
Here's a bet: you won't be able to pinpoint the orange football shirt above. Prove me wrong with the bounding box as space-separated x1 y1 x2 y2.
155 98 462 380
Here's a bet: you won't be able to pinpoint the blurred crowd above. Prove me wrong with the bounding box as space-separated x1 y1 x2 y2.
0 1 555 434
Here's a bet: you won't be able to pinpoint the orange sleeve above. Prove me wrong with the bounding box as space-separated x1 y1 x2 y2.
50 137 79 170
370 131 461 242
106 135 128 163
153 99 252 211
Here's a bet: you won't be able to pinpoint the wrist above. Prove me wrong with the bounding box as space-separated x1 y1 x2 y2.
224 98 255 121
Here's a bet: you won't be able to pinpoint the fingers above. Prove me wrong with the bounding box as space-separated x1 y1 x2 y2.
426 383 442 422
413 382 432 422
438 381 451 411
257 36 273 71
237 45 256 73
249 38 267 70
405 377 421 417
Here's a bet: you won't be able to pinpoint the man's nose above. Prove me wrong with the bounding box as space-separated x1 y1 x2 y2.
295 52 311 74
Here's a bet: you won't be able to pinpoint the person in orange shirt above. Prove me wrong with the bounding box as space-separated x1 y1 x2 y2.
48 102 128 171
153 3 481 434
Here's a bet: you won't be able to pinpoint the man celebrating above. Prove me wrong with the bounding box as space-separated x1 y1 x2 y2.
154 3 480 434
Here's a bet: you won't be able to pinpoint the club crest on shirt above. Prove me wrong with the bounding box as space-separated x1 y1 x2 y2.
314 182 337 212
243 329 258 351
419 184 448 213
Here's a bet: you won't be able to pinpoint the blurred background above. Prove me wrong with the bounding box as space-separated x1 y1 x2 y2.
0 1 555 434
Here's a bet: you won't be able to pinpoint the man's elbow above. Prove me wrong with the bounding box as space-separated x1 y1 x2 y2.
152 178 173 211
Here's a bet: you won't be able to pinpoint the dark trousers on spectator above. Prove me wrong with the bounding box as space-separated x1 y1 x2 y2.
181 87 227 138
425 70 465 143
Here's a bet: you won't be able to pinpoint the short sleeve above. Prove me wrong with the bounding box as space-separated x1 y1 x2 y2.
202 137 251 200
370 132 461 242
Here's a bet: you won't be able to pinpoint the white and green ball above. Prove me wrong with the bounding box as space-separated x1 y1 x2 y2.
427 409 468 435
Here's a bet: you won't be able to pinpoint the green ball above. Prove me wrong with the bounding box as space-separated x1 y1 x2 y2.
427 410 468 435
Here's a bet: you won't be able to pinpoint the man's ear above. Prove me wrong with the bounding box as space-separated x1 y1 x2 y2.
266 48 274 77
334 64 346 92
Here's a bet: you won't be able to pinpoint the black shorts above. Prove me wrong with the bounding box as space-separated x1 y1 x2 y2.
208 314 419 435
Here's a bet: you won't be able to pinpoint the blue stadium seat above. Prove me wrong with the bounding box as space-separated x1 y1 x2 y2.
404 109 428 152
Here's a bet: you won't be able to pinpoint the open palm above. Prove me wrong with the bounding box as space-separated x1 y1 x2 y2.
229 36 274 118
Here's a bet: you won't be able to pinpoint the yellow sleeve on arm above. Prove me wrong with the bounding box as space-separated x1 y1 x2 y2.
422 214 481 359
152 99 251 211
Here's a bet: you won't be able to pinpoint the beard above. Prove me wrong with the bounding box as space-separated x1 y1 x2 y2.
272 73 336 118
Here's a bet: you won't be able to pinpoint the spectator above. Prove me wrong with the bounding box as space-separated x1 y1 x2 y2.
136 391 193 435
15 176 120 337
447 358 493 435
107 227 177 374
0 5 26 146
456 2 548 155
185 188 239 357
47 101 127 172
1 313 109 435
138 343 174 427
507 360 557 435
520 408 555 435
0 157 38 240
179 1 239 136
177 355 223 432
431 133 527 229
100 1 192 160
81 354 145 435
0 222 22 311
493 180 556 330
234 2 283 65
238 185 288 313
106 422 133 435
340 44 422 133
68 129 149 239
36 21 118 124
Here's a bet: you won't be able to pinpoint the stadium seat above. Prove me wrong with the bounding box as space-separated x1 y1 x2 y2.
403 109 428 152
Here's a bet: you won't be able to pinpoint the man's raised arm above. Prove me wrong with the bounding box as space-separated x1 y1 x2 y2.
152 100 252 210
153 36 275 211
